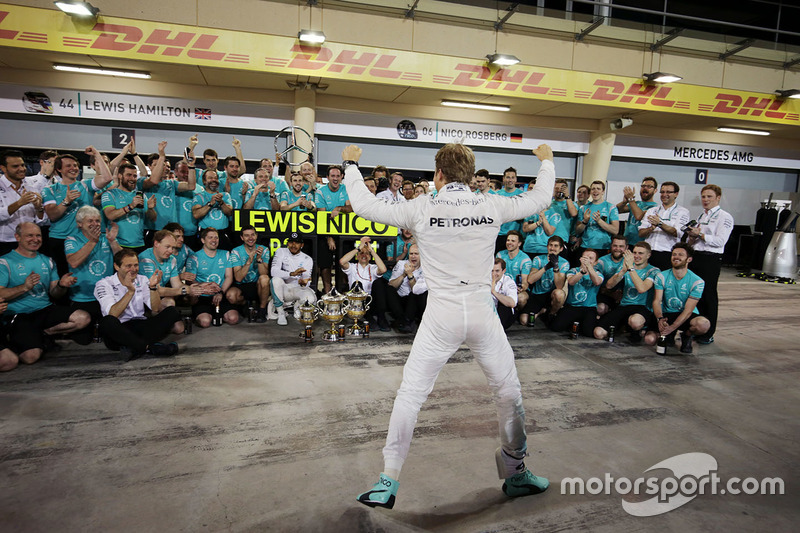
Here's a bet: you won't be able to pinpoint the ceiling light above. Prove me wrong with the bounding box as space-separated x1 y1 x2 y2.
775 89 800 99
717 127 770 136
486 53 520 67
643 72 682 83
53 64 152 79
298 30 325 45
441 100 510 112
54 0 99 17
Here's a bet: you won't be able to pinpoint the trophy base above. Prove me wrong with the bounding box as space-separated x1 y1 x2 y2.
322 330 342 342
347 324 365 337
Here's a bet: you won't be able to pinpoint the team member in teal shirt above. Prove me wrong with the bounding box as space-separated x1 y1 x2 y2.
522 235 569 325
594 242 661 341
102 142 168 251
645 243 710 354
102 163 157 251
616 177 658 248
225 225 271 322
43 147 114 275
163 222 194 274
494 167 524 252
243 167 287 210
522 208 565 256
144 153 197 236
549 248 604 337
185 228 238 328
496 230 532 316
64 206 121 332
315 165 352 293
0 222 91 370
174 159 201 246
222 156 249 212
192 170 234 250
187 134 244 189
280 173 317 212
575 180 620 259
595 235 628 316
549 179 578 238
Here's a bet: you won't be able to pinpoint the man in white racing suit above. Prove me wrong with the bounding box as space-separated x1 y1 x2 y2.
346 143 556 509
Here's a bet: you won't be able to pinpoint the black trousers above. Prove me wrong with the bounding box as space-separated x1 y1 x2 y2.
99 307 181 354
369 278 389 318
386 287 427 324
690 251 722 339
497 303 515 330
550 305 597 337
48 237 69 277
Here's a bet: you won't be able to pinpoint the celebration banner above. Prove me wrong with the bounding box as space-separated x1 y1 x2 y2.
0 4 798 126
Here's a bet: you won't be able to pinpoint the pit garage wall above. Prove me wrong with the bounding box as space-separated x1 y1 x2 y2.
608 137 800 226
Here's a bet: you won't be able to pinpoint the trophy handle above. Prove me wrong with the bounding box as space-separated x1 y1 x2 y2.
364 295 372 307
316 300 325 313
342 300 351 312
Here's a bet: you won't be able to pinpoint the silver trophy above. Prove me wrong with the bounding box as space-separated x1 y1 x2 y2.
345 282 372 338
316 288 349 342
274 125 314 169
296 299 320 342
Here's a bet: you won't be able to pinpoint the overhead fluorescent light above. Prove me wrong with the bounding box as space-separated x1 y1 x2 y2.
53 64 152 79
298 30 326 44
486 53 520 67
441 100 510 112
643 72 682 83
775 89 800 99
54 0 99 17
717 127 770 136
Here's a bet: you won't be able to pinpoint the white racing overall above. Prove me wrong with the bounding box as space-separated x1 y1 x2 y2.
346 159 555 473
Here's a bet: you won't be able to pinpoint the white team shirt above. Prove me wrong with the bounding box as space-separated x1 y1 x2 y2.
492 274 518 307
411 269 428 295
94 273 152 323
0 176 45 242
693 206 734 254
376 189 406 203
270 247 313 287
341 262 380 293
391 260 423 297
639 203 691 252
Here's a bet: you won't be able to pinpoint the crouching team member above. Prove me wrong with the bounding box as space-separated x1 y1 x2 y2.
346 143 555 509
386 243 426 334
594 242 660 342
645 243 710 354
226 225 271 323
521 235 569 326
550 248 603 337
269 232 316 326
185 228 239 328
491 258 518 329
94 249 181 359
139 229 212 334
0 222 91 370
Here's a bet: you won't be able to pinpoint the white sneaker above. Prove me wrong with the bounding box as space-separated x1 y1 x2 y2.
267 300 278 320
277 309 288 326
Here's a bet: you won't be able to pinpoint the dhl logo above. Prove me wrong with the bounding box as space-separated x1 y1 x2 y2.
1 8 796 123
0 11 236 62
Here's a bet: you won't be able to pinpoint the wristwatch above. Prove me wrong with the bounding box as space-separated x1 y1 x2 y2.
342 160 359 170
181 286 188 296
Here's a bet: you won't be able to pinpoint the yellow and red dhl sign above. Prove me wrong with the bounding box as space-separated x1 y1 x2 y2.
1 3 798 126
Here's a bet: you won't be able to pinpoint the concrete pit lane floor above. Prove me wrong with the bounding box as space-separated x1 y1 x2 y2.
1 268 798 532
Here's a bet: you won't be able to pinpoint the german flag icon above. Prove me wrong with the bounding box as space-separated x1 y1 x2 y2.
510 133 523 143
